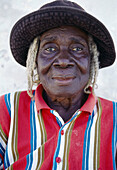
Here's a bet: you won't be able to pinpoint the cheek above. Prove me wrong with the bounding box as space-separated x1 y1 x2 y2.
37 53 54 75
76 57 90 74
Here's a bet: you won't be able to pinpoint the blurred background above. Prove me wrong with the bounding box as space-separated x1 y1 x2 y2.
0 0 117 101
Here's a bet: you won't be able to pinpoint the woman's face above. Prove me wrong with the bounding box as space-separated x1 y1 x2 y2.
37 26 90 99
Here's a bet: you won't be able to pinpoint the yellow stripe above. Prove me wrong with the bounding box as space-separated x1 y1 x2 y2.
11 92 20 162
36 110 47 169
7 164 13 170
93 98 102 169
36 147 42 170
0 125 8 144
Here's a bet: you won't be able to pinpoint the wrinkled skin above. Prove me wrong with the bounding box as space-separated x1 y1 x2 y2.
37 26 90 122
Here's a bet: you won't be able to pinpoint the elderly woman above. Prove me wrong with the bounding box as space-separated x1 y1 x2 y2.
0 0 117 169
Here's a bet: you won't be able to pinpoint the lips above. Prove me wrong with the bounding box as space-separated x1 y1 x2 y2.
52 74 76 85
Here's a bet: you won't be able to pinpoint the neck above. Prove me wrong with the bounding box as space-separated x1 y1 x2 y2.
43 90 88 122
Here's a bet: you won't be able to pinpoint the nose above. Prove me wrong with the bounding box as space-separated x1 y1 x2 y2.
53 59 74 68
53 48 74 68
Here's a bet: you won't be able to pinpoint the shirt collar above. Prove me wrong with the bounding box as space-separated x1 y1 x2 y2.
35 84 50 111
80 88 97 115
35 84 97 114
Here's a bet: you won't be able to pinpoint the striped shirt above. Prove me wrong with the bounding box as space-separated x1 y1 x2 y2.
0 84 117 170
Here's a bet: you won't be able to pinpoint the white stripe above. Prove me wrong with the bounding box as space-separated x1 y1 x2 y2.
31 151 38 169
7 92 15 164
6 94 11 110
0 147 4 154
52 110 64 126
84 116 92 169
88 105 98 169
95 100 101 169
30 103 42 169
56 123 70 170
0 135 7 149
31 147 41 169
35 105 42 148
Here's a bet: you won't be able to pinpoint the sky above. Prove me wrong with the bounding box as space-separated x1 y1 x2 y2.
0 0 117 101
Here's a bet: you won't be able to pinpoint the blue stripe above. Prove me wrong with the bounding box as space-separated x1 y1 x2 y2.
112 102 116 170
82 116 90 170
0 143 5 156
4 145 10 169
56 117 62 127
115 103 117 145
32 100 37 150
50 110 62 127
0 158 2 166
25 155 29 170
30 100 37 151
4 93 11 117
82 111 94 170
52 112 80 170
25 153 33 170
25 100 36 169
52 129 62 170
30 100 34 152
86 111 94 169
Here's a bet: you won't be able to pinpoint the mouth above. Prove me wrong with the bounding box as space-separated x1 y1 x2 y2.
52 75 76 85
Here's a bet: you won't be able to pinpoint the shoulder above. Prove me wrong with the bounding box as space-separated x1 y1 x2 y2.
97 96 117 123
0 90 31 110
97 96 116 108
97 96 117 113
0 90 34 135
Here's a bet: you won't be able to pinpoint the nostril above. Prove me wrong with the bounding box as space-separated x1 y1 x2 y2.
53 62 74 68
53 63 60 67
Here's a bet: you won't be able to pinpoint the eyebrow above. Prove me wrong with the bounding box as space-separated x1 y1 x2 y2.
40 36 57 43
69 37 87 45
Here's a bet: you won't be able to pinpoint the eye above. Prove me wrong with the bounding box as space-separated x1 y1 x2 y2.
72 47 83 52
45 47 56 53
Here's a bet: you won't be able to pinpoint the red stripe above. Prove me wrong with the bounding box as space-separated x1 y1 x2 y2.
69 112 89 169
99 98 113 169
17 92 31 159
0 95 11 137
13 156 27 170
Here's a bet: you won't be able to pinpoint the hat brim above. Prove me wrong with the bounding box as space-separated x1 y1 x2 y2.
10 6 116 68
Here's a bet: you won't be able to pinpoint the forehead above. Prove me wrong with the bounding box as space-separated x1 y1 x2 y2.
40 26 89 42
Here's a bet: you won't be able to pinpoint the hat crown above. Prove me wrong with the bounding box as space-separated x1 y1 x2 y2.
10 0 116 68
40 0 85 11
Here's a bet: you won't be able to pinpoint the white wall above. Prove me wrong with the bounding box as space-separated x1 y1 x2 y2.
0 0 117 101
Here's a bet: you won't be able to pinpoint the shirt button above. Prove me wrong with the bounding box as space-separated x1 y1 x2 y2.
56 157 61 163
61 130 64 135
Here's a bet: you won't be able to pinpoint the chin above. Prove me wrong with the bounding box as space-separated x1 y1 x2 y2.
47 86 82 98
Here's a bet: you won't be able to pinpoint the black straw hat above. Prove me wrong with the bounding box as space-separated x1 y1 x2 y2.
10 0 116 68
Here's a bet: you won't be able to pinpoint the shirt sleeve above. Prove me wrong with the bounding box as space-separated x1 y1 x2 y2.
0 94 11 169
